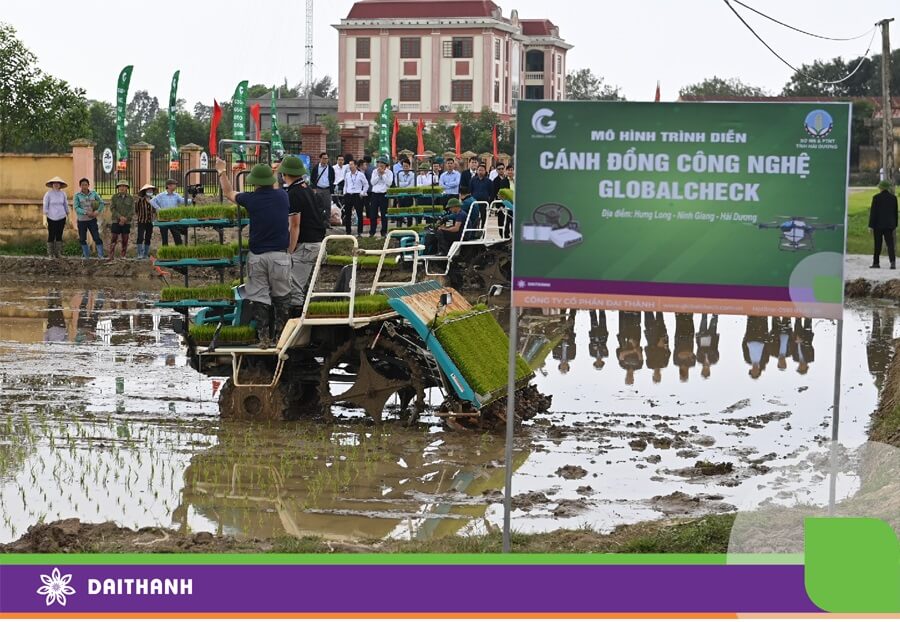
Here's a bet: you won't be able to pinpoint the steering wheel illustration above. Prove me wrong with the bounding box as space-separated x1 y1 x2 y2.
532 203 575 229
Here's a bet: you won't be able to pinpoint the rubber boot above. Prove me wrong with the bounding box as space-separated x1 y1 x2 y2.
55 241 63 258
107 240 118 260
81 244 90 258
272 296 291 342
252 302 273 349
46 242 53 258
289 305 304 319
96 244 105 259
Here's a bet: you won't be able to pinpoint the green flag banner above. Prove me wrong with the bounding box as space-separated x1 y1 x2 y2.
379 99 392 159
513 101 851 320
271 88 284 160
168 70 180 169
232 80 248 163
115 65 133 168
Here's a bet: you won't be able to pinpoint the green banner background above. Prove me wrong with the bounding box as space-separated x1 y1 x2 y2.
115 65 133 164
514 101 851 296
379 99 392 159
232 80 248 162
270 89 284 160
168 70 180 164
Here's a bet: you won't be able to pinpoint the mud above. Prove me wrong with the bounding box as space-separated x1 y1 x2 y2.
845 278 900 301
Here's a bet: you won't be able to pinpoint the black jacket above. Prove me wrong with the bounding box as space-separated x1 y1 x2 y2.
492 176 510 201
310 163 336 193
869 190 898 230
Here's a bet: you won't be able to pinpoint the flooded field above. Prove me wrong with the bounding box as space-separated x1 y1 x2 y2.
0 277 895 544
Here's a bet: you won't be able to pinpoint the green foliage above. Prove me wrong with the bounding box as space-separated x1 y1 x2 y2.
0 239 82 256
0 22 91 152
306 295 392 317
679 76 769 98
566 68 624 101
616 514 736 554
160 284 235 302
189 324 256 344
369 109 514 158
434 307 531 396
781 49 900 97
155 205 246 222
156 243 242 260
388 206 424 215
125 90 160 145
325 255 391 269
143 110 211 153
87 100 116 151
847 187 880 254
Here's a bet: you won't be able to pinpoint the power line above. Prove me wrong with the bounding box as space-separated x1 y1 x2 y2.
723 0 879 86
729 0 876 41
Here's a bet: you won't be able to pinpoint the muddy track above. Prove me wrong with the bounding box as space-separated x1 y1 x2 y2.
845 278 900 301
871 341 900 446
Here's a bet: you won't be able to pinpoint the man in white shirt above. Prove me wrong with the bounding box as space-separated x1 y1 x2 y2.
342 159 369 236
368 157 394 237
310 152 335 215
439 158 461 202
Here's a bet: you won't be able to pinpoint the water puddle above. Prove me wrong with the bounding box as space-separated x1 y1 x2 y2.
0 279 896 543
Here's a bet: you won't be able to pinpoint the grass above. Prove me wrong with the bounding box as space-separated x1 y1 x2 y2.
160 284 235 302
434 306 532 396
155 205 247 222
188 324 256 344
0 240 84 256
387 206 425 215
156 242 246 260
325 255 394 270
387 186 443 196
847 187 881 255
306 295 392 318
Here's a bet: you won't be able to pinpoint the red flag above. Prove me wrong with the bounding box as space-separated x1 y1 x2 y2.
209 100 222 158
416 118 425 156
391 117 400 159
250 103 261 157
453 122 462 158
492 124 498 159
654 81 661 103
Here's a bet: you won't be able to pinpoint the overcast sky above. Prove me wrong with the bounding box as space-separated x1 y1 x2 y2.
3 0 896 107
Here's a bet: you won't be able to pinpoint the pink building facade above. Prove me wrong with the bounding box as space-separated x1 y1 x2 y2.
334 0 572 128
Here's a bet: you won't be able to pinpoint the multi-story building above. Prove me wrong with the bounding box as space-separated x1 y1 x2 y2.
333 0 572 128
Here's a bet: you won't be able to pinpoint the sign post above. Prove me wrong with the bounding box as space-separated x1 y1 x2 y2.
504 100 852 550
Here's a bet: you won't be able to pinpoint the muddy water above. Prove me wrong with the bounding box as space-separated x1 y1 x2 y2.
0 278 895 543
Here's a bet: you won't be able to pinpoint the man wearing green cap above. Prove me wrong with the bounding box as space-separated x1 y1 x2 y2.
216 158 291 348
869 181 898 269
436 198 472 255
280 156 327 316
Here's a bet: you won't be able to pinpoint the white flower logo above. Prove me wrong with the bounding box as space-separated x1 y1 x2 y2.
36 568 75 607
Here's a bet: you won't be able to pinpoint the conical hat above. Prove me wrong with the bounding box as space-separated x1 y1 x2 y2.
45 176 68 189
139 183 157 194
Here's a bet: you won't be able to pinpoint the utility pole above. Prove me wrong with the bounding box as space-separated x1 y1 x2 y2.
306 0 314 126
879 18 895 183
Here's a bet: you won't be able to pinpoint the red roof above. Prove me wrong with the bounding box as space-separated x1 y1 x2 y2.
520 19 557 36
346 0 501 19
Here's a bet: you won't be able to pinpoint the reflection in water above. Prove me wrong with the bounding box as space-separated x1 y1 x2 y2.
175 421 528 541
696 314 720 379
867 309 895 390
617 312 643 385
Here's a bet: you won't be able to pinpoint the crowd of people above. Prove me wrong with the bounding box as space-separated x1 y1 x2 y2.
543 310 816 384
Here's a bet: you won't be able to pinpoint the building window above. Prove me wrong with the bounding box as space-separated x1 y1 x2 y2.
557 55 562 73
400 37 421 59
355 80 370 102
495 39 501 60
525 49 545 72
494 82 500 104
400 80 421 102
451 80 473 102
356 37 370 59
443 37 473 58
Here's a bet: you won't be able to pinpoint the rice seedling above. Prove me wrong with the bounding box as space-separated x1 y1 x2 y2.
433 306 531 396
159 284 236 302
188 324 257 344
498 188 514 202
156 241 247 261
155 205 247 222
306 295 392 318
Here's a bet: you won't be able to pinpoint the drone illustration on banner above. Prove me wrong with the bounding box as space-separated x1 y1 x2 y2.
757 216 843 252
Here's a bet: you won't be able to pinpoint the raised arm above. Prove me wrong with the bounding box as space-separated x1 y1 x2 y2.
215 158 239 203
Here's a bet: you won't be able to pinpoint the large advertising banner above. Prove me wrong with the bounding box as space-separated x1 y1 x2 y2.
513 101 851 320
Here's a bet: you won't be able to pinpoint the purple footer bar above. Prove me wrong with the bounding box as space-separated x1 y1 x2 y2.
0 565 819 614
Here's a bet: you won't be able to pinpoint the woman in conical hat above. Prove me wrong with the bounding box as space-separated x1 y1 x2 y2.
43 176 70 258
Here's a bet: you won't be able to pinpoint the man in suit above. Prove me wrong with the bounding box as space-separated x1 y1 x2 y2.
460 157 479 193
869 180 898 269
310 152 336 219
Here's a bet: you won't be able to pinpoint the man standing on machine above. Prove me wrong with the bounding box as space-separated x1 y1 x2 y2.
280 156 326 317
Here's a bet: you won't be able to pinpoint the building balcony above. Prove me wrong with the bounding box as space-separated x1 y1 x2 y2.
355 103 371 111
398 102 420 111
524 72 544 83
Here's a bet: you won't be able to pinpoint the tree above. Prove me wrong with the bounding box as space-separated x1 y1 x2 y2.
0 22 91 152
86 100 116 150
299 76 338 99
679 76 769 98
125 90 159 144
781 49 900 97
565 68 624 101
247 84 271 99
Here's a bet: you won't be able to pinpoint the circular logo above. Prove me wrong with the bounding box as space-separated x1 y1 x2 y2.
200 152 209 169
101 148 114 174
531 108 557 135
804 110 834 138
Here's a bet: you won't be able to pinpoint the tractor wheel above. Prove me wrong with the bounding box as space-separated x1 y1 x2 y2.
217 368 291 421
